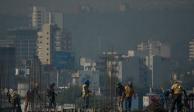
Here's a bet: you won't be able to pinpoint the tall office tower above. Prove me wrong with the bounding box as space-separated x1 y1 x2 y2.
0 46 16 88
51 12 64 30
32 6 49 30
37 23 57 65
7 28 37 63
55 30 72 52
189 38 194 61
137 40 171 58
136 40 171 88
0 46 16 108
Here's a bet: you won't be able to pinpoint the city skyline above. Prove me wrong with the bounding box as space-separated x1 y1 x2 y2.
1 1 194 111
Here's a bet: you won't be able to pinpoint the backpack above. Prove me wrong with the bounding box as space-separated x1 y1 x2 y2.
171 83 183 95
124 85 134 97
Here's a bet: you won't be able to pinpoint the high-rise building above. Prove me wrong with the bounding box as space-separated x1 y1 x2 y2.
32 6 49 30
189 38 194 61
136 40 171 89
32 6 73 66
55 30 72 52
0 47 16 88
122 56 150 88
152 56 172 88
32 6 64 31
137 40 171 58
0 46 16 108
51 12 64 30
37 23 57 65
97 51 123 81
7 28 37 63
0 40 14 47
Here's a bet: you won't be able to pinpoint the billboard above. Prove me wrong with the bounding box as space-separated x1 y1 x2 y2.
53 51 74 69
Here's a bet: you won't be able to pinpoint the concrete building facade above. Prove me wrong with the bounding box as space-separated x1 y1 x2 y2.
189 38 194 61
136 40 171 89
137 40 171 58
37 23 57 65
0 47 16 109
122 56 150 88
32 6 49 30
7 29 37 63
0 47 16 89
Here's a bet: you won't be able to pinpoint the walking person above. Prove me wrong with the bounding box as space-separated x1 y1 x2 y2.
24 83 41 112
170 80 187 112
160 87 171 110
8 88 22 112
124 82 135 112
116 82 125 111
47 83 57 109
81 80 91 109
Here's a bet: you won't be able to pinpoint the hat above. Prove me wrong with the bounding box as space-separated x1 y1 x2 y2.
84 80 90 85
174 80 182 84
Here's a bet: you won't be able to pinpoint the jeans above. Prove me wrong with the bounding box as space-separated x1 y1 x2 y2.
49 97 56 108
117 96 124 111
125 97 132 112
83 96 89 109
170 94 182 112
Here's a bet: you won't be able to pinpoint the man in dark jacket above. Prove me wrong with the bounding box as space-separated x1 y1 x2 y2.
47 83 57 108
116 82 125 111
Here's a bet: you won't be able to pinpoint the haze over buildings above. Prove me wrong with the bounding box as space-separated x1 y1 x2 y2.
0 1 194 62
1 1 194 111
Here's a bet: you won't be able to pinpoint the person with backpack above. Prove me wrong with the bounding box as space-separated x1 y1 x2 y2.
116 82 125 111
81 80 91 109
124 81 135 112
8 88 22 112
170 80 187 112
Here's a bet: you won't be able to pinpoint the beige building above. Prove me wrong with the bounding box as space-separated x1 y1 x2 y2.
37 23 57 65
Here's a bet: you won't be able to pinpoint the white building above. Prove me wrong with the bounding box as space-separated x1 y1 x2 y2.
137 40 171 58
32 6 49 30
32 6 64 31
80 57 96 71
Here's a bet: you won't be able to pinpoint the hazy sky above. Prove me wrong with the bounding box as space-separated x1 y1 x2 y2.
0 0 194 15
0 0 194 61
